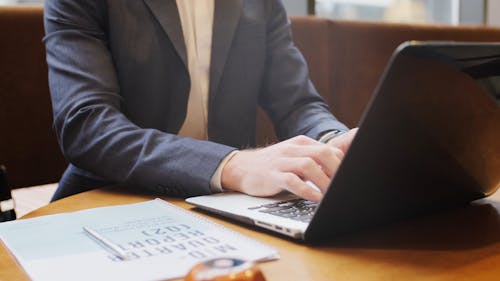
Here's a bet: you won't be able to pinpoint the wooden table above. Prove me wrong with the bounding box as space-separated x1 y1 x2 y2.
1 188 500 280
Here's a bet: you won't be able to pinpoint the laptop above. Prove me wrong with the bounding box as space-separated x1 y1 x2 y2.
186 42 500 242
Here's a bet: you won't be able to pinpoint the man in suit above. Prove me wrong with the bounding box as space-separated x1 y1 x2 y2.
44 0 357 202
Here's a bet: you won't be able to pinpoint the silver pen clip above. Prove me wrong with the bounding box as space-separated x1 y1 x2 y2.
83 226 129 260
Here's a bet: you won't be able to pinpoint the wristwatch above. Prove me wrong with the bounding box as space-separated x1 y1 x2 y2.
318 129 347 144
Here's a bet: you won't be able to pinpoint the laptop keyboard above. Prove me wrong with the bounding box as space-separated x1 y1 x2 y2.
248 199 318 223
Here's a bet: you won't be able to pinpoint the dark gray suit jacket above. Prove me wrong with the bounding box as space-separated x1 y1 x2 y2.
44 0 348 200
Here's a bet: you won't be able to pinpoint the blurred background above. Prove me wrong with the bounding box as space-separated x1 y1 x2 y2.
1 0 498 26
286 0 498 26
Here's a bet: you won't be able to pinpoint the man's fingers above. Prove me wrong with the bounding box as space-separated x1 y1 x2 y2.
279 144 344 178
280 173 323 202
277 157 331 192
327 128 359 153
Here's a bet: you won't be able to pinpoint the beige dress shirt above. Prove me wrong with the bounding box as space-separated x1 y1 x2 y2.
177 0 236 191
176 0 213 139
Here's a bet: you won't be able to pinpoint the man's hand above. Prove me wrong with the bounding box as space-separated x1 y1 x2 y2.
326 128 358 153
221 135 346 202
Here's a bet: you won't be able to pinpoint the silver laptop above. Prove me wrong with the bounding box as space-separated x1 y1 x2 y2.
186 41 500 242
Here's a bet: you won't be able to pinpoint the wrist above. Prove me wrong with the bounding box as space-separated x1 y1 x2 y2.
221 150 245 192
210 150 239 192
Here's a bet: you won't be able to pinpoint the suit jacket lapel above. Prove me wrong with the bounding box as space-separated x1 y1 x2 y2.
143 0 187 68
143 0 242 101
210 0 243 103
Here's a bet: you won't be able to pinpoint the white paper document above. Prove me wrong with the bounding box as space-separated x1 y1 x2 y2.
0 199 278 281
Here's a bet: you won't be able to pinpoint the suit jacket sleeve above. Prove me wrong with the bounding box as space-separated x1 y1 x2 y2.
259 0 349 140
44 0 235 197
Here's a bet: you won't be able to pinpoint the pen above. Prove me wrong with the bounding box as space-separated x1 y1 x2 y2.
83 226 129 260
